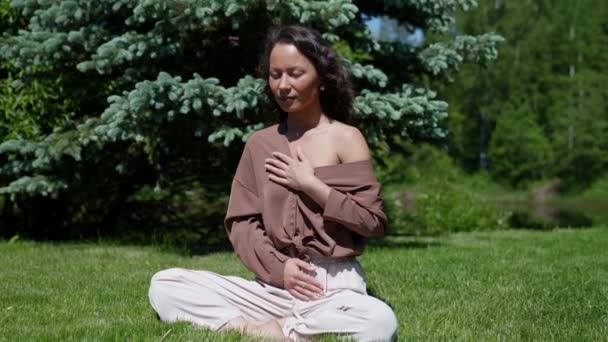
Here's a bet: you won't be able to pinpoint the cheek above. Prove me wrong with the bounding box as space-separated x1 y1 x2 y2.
294 78 318 94
268 80 279 94
303 71 320 88
301 85 320 100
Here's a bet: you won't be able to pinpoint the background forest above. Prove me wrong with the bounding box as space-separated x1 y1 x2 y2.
1 0 607 247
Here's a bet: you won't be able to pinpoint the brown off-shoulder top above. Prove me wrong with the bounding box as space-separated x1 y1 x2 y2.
224 123 388 288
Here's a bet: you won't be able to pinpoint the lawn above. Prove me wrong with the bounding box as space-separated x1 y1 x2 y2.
1 228 607 341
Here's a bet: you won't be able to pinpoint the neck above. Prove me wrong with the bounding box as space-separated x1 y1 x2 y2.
285 102 328 131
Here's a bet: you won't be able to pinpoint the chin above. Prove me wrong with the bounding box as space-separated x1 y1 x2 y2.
280 105 301 113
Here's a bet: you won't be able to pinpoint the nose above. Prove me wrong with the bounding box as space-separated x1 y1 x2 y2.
278 74 291 95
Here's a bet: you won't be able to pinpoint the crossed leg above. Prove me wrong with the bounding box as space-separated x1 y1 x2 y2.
148 268 397 341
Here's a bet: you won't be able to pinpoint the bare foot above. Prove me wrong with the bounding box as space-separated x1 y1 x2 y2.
219 316 249 334
247 319 289 341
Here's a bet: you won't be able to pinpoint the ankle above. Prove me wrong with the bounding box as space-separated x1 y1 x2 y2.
276 317 288 328
219 316 249 332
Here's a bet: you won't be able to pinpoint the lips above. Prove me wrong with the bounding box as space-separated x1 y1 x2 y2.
279 96 297 101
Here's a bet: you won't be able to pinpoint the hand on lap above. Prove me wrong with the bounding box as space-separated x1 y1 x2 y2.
283 258 323 301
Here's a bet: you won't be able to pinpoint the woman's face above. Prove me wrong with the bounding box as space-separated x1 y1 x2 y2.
268 43 322 114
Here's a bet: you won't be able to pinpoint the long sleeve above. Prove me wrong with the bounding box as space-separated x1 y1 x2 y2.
320 164 388 238
224 142 290 288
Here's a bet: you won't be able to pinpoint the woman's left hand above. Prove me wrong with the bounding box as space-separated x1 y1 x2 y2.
265 146 316 191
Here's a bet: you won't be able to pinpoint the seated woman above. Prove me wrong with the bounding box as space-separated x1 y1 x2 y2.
148 24 398 341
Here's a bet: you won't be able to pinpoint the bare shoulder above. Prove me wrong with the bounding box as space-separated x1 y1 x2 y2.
329 122 371 163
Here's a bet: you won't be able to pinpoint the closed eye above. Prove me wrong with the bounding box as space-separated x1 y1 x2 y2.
269 70 304 79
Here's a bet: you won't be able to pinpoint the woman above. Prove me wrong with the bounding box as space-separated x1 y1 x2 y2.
148 25 397 341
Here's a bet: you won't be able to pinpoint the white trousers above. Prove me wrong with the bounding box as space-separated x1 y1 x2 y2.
148 256 397 341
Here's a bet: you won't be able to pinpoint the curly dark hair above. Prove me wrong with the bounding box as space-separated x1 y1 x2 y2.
257 25 355 124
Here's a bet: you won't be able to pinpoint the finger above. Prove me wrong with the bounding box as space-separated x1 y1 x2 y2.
295 274 323 293
298 280 323 296
264 164 288 178
293 285 320 301
268 174 289 186
272 151 293 164
265 158 288 169
288 288 310 301
294 259 316 272
294 284 320 301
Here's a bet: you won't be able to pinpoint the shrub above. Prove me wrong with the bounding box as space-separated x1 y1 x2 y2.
581 174 608 200
382 144 510 235
119 181 230 249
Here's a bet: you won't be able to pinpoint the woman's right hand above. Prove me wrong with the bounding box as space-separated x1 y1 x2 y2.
283 258 324 301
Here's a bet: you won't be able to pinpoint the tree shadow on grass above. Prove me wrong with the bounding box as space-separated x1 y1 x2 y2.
187 235 443 256
366 236 441 249
188 242 233 256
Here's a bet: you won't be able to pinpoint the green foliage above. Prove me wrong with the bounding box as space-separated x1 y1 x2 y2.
444 109 473 168
545 70 608 190
358 0 478 33
382 145 510 235
0 71 74 141
0 2 74 141
386 179 510 236
575 175 608 226
442 0 608 191
581 174 608 200
0 0 24 35
120 180 230 248
373 136 413 185
488 103 554 188
0 0 503 241
420 33 504 78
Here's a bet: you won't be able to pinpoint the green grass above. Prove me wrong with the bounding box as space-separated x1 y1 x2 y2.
1 228 607 341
